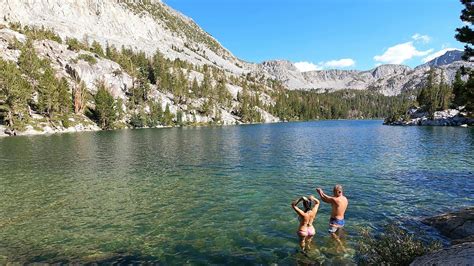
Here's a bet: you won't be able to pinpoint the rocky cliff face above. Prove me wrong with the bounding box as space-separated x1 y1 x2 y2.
0 23 280 136
0 0 248 75
1 0 470 98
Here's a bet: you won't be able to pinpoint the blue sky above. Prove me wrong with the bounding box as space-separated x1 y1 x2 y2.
163 0 466 71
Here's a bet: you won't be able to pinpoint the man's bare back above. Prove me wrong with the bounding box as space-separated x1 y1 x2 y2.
330 194 348 220
316 184 348 232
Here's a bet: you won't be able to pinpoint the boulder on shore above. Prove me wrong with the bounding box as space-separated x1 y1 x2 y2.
422 207 474 244
411 242 474 266
384 107 474 126
411 207 474 265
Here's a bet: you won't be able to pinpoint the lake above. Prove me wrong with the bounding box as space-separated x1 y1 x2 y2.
1 120 473 264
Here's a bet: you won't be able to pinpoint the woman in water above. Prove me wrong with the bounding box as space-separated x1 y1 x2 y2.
291 195 320 252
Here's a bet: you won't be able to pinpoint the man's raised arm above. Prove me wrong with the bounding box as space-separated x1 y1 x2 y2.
316 188 335 203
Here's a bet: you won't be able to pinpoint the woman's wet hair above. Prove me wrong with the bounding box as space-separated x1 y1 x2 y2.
302 197 312 212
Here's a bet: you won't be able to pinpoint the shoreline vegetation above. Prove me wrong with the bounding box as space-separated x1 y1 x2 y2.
0 118 387 138
385 0 474 127
383 68 474 127
0 21 423 138
1 18 471 137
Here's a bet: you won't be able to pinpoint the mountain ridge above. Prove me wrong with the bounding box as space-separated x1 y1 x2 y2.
258 50 471 95
1 0 470 97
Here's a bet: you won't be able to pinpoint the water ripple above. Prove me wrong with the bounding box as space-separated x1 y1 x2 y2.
0 120 473 264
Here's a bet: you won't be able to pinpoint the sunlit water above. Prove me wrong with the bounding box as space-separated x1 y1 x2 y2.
1 120 473 264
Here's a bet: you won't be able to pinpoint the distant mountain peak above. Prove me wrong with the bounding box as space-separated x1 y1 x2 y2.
423 50 464 67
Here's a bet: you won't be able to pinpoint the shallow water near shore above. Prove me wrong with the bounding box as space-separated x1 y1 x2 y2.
1 120 473 264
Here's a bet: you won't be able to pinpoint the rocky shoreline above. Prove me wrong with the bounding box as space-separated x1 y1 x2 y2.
0 123 101 137
411 207 474 265
384 108 474 126
0 119 282 138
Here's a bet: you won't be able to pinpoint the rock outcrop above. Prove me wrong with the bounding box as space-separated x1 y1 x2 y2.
34 39 133 99
0 23 280 137
422 207 474 244
411 208 474 266
411 242 474 266
0 0 248 75
384 107 474 126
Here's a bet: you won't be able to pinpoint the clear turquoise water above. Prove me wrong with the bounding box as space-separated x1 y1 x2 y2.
0 120 473 264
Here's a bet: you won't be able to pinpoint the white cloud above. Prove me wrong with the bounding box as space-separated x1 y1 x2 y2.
422 48 462 63
294 61 322 72
374 42 433 64
323 58 356 68
294 58 355 72
412 33 431 43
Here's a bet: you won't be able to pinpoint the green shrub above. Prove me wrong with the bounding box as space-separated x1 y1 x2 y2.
61 116 71 128
77 54 98 65
25 26 63 43
129 113 146 128
90 40 105 57
356 223 442 265
66 38 88 52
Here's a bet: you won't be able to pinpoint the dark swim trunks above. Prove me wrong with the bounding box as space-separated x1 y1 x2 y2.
328 217 345 233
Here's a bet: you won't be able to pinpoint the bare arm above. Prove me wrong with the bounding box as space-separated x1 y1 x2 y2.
291 198 306 217
309 195 320 214
316 188 336 203
309 195 320 206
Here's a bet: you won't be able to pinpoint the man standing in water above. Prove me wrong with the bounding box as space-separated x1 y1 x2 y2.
316 185 348 234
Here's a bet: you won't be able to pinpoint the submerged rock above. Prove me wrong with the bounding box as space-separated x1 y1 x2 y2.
410 242 474 266
422 207 474 244
411 208 474 265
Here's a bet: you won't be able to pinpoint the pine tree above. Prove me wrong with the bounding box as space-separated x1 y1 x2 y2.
417 86 430 108
94 83 117 129
455 0 474 60
191 77 199 95
18 39 43 80
176 110 184 126
172 68 187 102
0 58 32 130
130 106 147 128
163 103 174 126
464 75 474 111
438 72 452 110
417 69 438 118
37 66 58 117
452 70 466 107
216 79 231 107
201 70 212 97
147 101 163 127
152 51 170 89
455 0 474 112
